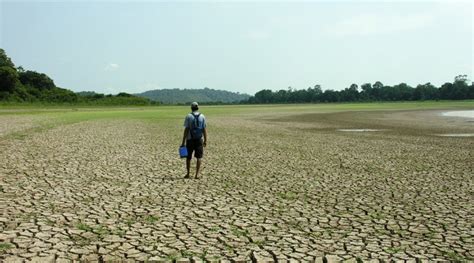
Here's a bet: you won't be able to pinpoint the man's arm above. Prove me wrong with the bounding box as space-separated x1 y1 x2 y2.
203 127 207 147
181 128 189 146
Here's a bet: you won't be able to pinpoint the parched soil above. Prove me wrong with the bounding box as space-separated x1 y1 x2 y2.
0 109 473 262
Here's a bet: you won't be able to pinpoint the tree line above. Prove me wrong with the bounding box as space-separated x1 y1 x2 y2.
246 77 473 104
0 49 154 105
1 48 473 105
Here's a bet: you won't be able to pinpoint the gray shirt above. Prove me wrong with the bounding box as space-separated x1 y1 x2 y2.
184 111 206 140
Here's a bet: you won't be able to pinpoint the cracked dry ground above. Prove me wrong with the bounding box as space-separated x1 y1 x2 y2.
0 113 473 262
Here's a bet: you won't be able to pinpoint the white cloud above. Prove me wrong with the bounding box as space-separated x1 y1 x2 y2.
104 63 119 71
327 13 435 37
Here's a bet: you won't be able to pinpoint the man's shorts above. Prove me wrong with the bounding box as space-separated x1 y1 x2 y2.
186 139 203 159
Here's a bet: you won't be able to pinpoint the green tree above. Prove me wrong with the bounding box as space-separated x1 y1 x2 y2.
0 66 20 93
439 82 454 99
360 83 373 101
470 82 474 99
308 84 322 102
347 83 359 101
41 87 78 103
392 83 414 101
19 70 55 90
116 92 133 97
439 75 470 100
370 81 384 100
321 89 339 102
0 49 15 68
373 81 383 89
274 89 288 103
414 83 438 100
452 75 470 99
254 89 273 103
454 74 468 83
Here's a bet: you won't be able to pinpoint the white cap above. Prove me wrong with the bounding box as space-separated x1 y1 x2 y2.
191 102 199 108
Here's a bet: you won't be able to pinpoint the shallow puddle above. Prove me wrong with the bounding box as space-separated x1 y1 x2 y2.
442 110 474 118
435 133 474 137
337 129 384 132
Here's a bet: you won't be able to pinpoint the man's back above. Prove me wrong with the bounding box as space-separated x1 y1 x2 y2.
184 112 206 140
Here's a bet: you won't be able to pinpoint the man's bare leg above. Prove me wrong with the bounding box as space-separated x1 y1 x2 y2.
195 158 202 179
185 158 191 178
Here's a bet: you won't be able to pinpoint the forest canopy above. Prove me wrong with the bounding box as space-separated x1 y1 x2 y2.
245 77 473 104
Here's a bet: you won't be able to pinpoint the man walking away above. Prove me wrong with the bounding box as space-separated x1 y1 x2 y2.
181 102 207 179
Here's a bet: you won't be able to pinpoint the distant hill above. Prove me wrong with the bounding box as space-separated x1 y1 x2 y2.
136 88 250 104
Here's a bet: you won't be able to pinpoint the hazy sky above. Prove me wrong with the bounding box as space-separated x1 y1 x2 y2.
1 1 472 95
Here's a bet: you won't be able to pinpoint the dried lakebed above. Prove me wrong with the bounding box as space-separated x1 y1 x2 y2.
0 109 473 262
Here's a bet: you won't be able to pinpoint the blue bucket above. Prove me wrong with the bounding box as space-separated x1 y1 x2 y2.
179 146 188 158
